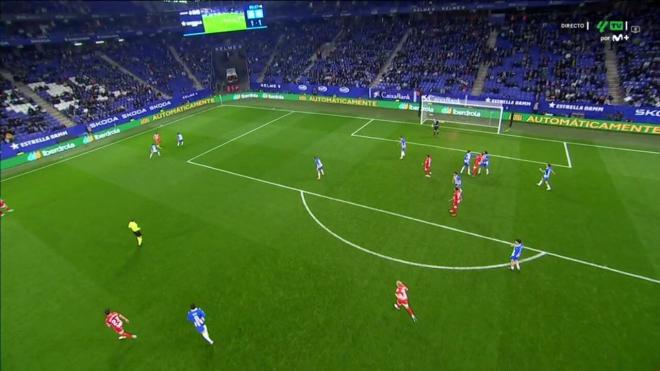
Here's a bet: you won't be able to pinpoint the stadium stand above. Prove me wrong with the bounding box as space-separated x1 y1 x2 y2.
263 19 341 84
105 37 195 98
0 45 164 126
0 1 658 145
303 16 408 88
616 12 659 107
1 78 64 142
376 13 492 95
483 12 608 104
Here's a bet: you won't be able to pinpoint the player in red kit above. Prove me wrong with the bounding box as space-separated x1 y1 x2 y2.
0 199 14 218
104 309 137 340
472 152 483 176
449 187 462 216
423 154 432 177
153 132 162 148
393 281 417 322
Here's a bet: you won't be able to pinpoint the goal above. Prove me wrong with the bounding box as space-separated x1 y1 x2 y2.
420 96 505 133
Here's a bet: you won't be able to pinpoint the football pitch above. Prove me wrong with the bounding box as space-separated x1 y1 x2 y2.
2 100 659 370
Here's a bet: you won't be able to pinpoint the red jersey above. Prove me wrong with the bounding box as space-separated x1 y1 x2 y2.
105 312 124 331
153 133 161 144
474 155 483 166
396 284 409 303
0 199 5 208
453 189 462 204
423 157 432 170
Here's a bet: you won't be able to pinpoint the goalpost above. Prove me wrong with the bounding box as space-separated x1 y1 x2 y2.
420 95 505 134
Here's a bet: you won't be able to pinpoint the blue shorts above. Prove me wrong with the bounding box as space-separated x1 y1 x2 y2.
463 162 469 167
195 325 206 333
481 162 489 167
543 176 550 181
511 255 520 261
317 166 324 171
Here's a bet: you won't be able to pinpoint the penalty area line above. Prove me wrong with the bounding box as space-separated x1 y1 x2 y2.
564 142 573 168
301 191 546 270
187 110 294 162
185 160 660 285
351 119 374 137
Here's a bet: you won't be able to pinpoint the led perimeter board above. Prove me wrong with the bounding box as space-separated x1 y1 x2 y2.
181 4 266 36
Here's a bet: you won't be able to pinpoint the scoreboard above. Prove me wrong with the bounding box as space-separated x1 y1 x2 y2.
180 4 266 36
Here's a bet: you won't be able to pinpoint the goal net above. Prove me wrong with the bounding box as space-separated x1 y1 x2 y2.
420 96 505 133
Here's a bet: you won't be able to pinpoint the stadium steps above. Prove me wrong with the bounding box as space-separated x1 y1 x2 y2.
96 52 172 100
168 46 204 90
369 28 413 89
604 42 624 105
0 69 77 128
470 29 499 96
258 34 285 83
299 28 345 81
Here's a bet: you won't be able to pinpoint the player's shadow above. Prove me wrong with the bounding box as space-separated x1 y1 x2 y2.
113 247 144 279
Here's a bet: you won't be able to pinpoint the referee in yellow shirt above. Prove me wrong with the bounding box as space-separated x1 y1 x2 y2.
128 219 143 247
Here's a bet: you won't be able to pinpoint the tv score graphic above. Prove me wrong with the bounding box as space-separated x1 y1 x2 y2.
181 4 266 36
560 19 641 43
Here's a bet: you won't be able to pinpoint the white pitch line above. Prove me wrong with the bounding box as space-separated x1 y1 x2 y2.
350 119 374 136
0 103 225 183
187 111 294 162
564 142 573 168
301 191 546 270
224 104 660 155
186 160 660 285
353 133 570 168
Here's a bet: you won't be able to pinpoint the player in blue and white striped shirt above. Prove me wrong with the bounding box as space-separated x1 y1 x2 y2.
315 156 324 180
510 239 524 271
460 150 472 175
187 304 214 344
176 132 184 147
400 136 407 160
537 163 555 190
149 143 160 159
478 151 490 175
452 171 462 189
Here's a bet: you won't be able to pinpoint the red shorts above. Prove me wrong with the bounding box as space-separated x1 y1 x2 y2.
111 327 125 335
397 299 409 306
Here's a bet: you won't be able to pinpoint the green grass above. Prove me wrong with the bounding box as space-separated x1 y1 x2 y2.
202 12 247 34
2 100 659 370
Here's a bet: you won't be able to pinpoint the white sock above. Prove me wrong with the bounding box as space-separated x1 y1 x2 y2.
202 329 213 344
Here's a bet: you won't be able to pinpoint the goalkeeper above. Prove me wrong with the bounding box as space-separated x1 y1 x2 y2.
433 120 440 136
